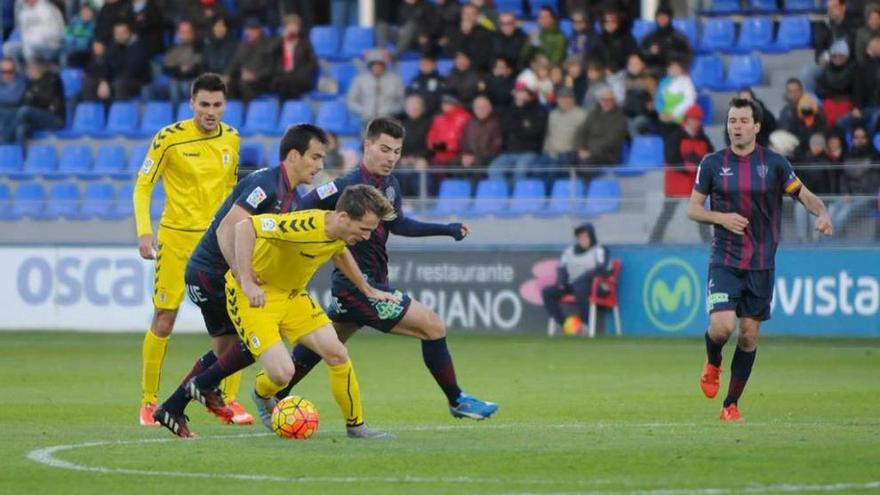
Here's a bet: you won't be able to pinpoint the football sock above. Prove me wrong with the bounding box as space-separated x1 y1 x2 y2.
162 350 217 413
194 341 255 390
328 360 364 427
254 370 286 398
421 337 463 405
724 346 757 407
220 370 242 403
141 329 169 406
705 331 725 367
275 344 323 400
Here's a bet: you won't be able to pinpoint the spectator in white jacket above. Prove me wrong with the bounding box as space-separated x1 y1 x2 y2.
655 56 696 134
3 0 65 64
347 49 405 123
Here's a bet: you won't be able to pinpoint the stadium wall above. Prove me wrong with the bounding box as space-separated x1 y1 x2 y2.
0 246 877 336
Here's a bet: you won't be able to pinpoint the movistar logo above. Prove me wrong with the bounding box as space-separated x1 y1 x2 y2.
643 258 701 332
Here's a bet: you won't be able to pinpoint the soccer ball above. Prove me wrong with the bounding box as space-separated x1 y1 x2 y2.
562 315 583 335
271 396 319 440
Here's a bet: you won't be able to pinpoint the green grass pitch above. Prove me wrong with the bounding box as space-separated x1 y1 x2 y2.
1 331 878 495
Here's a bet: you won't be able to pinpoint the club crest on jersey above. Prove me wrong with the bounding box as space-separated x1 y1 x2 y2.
222 150 231 166
757 164 768 178
316 181 338 199
720 167 734 177
249 333 261 350
140 158 154 174
385 185 395 202
260 218 277 232
246 187 267 208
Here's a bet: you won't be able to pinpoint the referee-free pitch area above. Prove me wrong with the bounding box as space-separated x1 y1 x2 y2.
1 332 878 495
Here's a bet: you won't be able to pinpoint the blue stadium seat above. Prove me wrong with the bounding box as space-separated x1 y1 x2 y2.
45 182 81 220
114 183 135 219
138 101 174 137
100 100 139 138
700 18 736 53
92 144 128 180
397 60 420 85
542 179 585 216
240 142 266 168
128 143 149 174
631 19 657 43
696 93 715 125
316 100 358 136
0 183 11 220
310 25 340 59
469 179 509 217
150 184 166 219
57 101 105 138
58 144 93 179
429 179 471 217
724 54 762 90
340 26 375 60
311 62 358 100
494 0 525 17
691 55 725 91
749 0 778 12
437 59 454 77
81 182 116 220
773 16 811 50
520 20 537 35
277 100 314 131
241 98 279 136
672 18 699 47
223 99 244 129
176 101 193 121
12 182 46 220
620 135 664 175
60 68 82 100
559 19 573 38
873 133 880 152
709 0 741 14
736 17 774 52
582 178 621 216
507 179 546 216
0 144 24 176
22 143 58 179
786 0 818 11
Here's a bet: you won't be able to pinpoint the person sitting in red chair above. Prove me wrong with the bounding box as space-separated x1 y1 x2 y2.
541 223 610 333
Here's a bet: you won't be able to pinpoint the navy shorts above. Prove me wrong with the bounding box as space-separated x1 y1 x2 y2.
326 279 412 333
707 265 775 321
184 266 236 337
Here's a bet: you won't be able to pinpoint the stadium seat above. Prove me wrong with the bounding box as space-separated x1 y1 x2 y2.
520 20 537 35
310 25 340 59
736 17 774 53
81 182 116 220
114 183 135 219
786 0 818 11
21 143 58 179
100 100 139 138
0 183 11 220
11 182 46 220
56 101 105 138
543 178 585 216
429 179 471 217
128 143 149 174
672 18 699 47
773 16 811 50
311 62 358 100
138 101 174 137
223 99 244 129
437 59 454 77
506 179 546 216
873 133 880 152
0 144 24 176
340 26 375 60
494 0 525 17
469 179 509 217
559 19 573 38
241 98 279 136
92 144 128 180
582 178 621 216
749 0 778 12
631 19 656 43
176 101 193 121
724 54 762 90
45 182 81 220
691 55 725 91
60 67 83 100
277 100 314 131
240 142 266 168
696 93 715 125
397 60 420 85
620 136 664 175
700 18 736 53
709 0 741 14
316 100 358 136
58 144 94 179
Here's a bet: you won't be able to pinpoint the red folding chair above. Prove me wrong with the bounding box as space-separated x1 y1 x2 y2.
587 259 623 338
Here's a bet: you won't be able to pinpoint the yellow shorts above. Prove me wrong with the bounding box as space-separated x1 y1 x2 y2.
225 273 331 357
153 226 203 310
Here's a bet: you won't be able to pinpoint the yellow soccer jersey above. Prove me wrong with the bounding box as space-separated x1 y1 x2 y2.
133 119 240 237
249 210 346 293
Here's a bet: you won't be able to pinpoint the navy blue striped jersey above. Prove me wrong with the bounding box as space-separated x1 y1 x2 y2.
188 166 303 276
694 145 803 270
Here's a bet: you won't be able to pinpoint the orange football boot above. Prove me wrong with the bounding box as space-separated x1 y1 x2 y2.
700 362 722 398
228 400 255 425
139 402 158 426
720 403 742 422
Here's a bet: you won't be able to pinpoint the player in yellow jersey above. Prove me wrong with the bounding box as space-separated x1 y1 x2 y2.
132 73 250 426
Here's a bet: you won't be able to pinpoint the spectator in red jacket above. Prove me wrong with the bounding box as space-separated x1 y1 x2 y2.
650 104 714 242
426 93 472 165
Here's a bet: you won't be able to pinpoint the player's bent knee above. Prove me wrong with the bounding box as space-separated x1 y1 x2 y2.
265 363 295 386
422 310 446 340
322 342 349 366
151 309 178 337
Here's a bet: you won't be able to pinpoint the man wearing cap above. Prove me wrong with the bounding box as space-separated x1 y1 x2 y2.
406 47 446 115
487 80 547 182
426 92 472 165
541 223 609 334
650 104 714 242
225 17 275 103
815 38 856 127
347 48 405 123
540 86 587 186
640 5 692 74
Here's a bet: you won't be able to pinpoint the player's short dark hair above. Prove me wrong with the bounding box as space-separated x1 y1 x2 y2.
728 97 763 123
364 117 405 142
190 72 227 98
279 124 329 161
785 77 803 88
336 184 397 222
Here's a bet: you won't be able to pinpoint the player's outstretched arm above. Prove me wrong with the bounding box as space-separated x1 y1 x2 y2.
389 215 469 241
217 204 254 276
797 186 833 236
687 190 748 235
233 219 265 307
331 249 403 304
